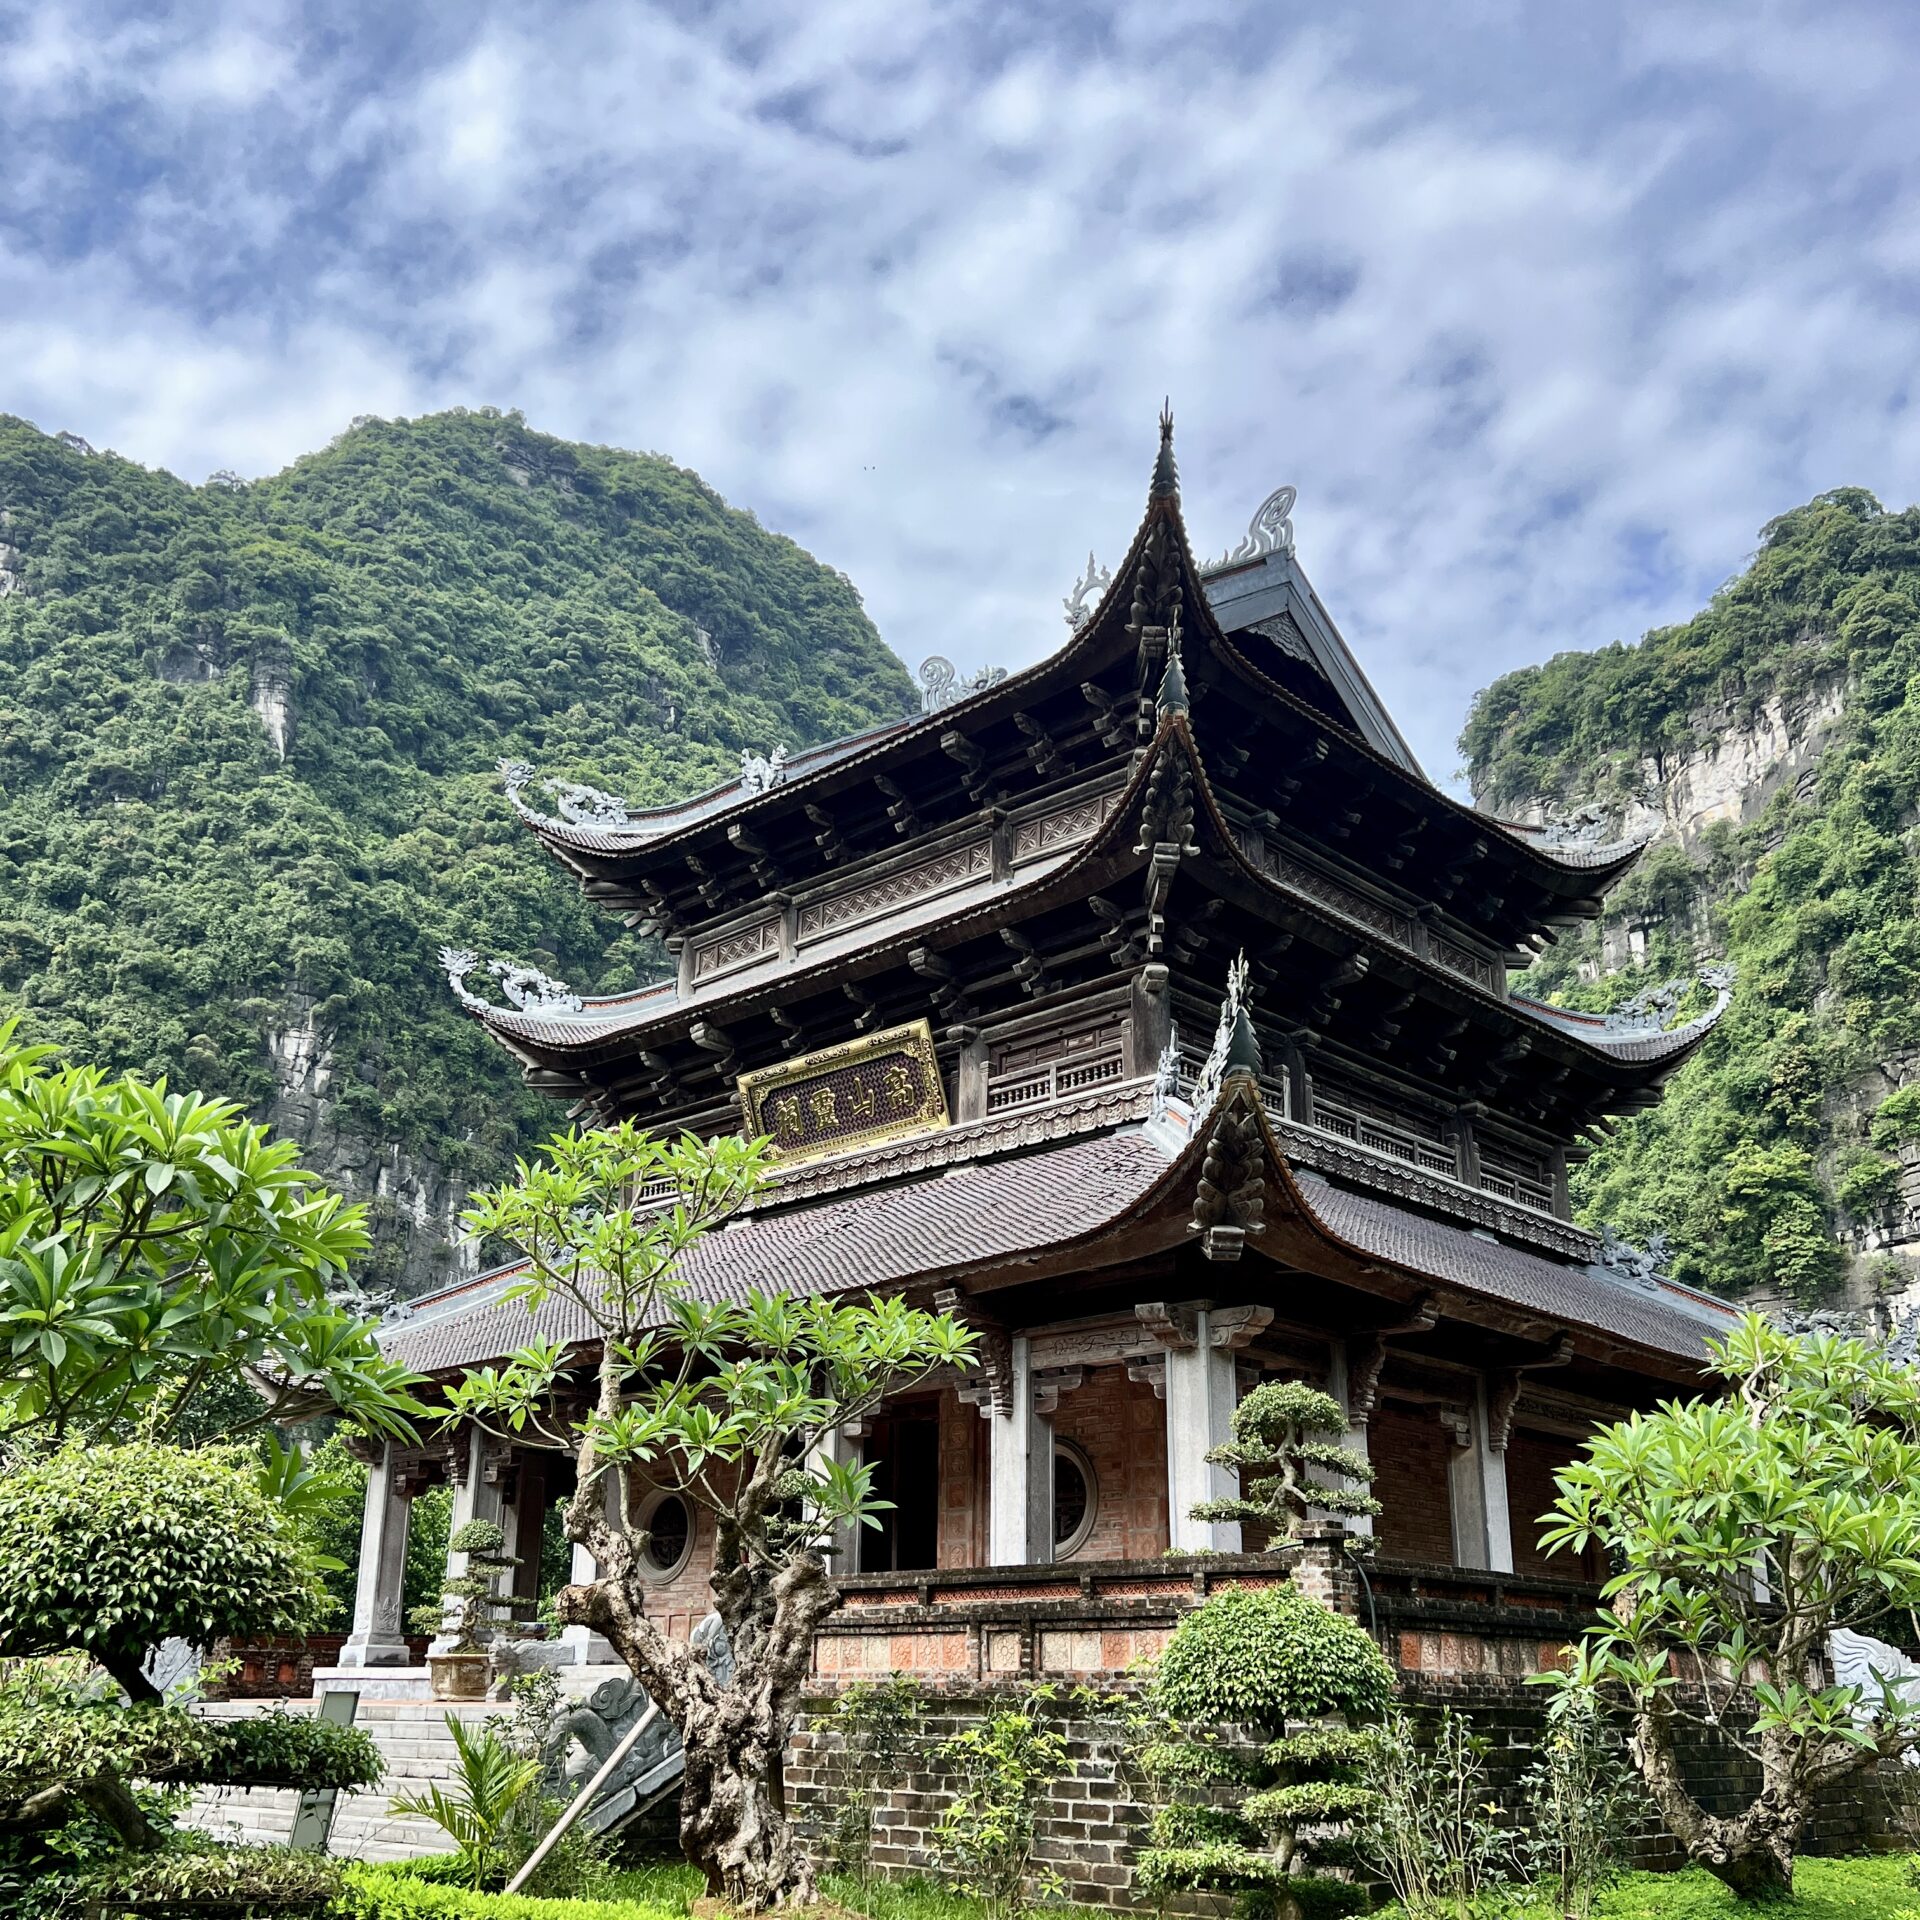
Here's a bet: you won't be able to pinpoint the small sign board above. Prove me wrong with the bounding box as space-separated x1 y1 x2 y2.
737 1019 949 1164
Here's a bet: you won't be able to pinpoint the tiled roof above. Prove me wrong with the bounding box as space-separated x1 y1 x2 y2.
381 1095 1728 1378
382 1128 1175 1376
1510 991 1731 1063
1289 1170 1733 1363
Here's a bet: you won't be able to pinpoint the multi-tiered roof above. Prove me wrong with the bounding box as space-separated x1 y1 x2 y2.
397 418 1732 1388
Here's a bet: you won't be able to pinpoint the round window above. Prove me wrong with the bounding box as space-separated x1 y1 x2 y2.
639 1491 694 1582
1053 1441 1097 1559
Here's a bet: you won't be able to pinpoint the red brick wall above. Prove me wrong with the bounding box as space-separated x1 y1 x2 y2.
625 1469 719 1641
1370 1403 1455 1564
1505 1429 1600 1581
1052 1365 1167 1562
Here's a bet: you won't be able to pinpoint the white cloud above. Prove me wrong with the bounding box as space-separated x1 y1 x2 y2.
4 0 1920 785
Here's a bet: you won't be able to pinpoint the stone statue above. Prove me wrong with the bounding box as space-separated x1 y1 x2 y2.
539 1614 735 1835
918 656 1009 714
739 746 788 795
1062 552 1112 631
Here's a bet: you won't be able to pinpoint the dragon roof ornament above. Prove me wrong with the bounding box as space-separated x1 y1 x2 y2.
1538 800 1617 849
1596 1224 1668 1293
1063 551 1113 632
738 745 788 795
1602 962 1736 1036
1199 485 1297 577
499 759 633 829
918 656 1009 714
1191 951 1254 1114
440 946 583 1016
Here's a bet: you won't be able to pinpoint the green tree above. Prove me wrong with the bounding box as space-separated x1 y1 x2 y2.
1137 1584 1394 1920
0 1441 328 1702
1192 1380 1379 1543
0 1019 421 1445
445 1122 977 1911
1542 1314 1920 1898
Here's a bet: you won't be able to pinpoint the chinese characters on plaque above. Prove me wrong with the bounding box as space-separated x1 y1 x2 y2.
736 1019 950 1164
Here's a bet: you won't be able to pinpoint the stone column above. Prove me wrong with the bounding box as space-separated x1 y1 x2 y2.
989 1336 1052 1565
1164 1309 1243 1554
560 1468 621 1666
1326 1340 1374 1540
428 1426 507 1656
339 1441 413 1667
1443 1381 1513 1574
807 1422 866 1577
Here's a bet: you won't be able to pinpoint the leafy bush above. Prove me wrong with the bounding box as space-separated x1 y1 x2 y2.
930 1686 1071 1920
1353 1707 1510 1920
337 1863 680 1920
817 1671 928 1878
1512 1684 1642 1920
388 1714 542 1892
1139 1584 1394 1919
0 1441 329 1699
51 1835 344 1917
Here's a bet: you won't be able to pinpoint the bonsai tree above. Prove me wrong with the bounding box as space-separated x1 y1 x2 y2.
1193 1379 1379 1543
1137 1583 1395 1920
1542 1313 1920 1899
411 1518 528 1655
0 1019 422 1446
446 1122 977 1911
0 1441 328 1702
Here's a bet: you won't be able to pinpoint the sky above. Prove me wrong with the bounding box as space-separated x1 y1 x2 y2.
5 2 1920 786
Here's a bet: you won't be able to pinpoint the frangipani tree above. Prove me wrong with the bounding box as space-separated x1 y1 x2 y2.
0 1018 420 1446
1543 1313 1920 1899
450 1123 977 1911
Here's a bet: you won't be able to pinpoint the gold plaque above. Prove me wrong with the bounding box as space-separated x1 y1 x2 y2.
737 1019 949 1164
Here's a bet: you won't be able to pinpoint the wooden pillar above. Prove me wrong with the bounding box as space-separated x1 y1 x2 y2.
505 1457 548 1608
429 1426 506 1655
339 1441 413 1668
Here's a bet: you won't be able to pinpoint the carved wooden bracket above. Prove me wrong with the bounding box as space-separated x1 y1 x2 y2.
1486 1332 1575 1452
1136 1300 1202 1352
1345 1295 1440 1428
938 1286 1015 1419
1207 1305 1275 1351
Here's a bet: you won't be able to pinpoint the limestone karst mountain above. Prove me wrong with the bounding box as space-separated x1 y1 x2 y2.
0 408 915 1294
1464 488 1920 1310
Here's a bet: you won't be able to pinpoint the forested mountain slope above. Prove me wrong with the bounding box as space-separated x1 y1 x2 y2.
1464 488 1920 1307
0 410 915 1294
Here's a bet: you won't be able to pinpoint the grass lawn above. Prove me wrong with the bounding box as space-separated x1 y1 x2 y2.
1591 1856 1912 1920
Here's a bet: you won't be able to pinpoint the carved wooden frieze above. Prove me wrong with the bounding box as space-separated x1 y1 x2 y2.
1010 790 1118 866
690 914 779 983
796 839 991 945
738 1018 950 1164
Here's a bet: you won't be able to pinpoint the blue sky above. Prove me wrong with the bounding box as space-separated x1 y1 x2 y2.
5 1 1919 785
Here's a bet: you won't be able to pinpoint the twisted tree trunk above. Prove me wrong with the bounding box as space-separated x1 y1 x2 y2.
557 1536 841 1910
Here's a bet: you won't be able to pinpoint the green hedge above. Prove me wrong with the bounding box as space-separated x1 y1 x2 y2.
336 1865 682 1920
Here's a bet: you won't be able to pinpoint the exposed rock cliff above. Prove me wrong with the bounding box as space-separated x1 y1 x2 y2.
1461 488 1920 1310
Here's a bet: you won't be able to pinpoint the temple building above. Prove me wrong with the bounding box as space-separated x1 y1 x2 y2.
339 418 1735 1683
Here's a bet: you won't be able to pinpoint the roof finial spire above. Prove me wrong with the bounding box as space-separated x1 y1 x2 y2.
1157 632 1189 716
1151 399 1178 499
